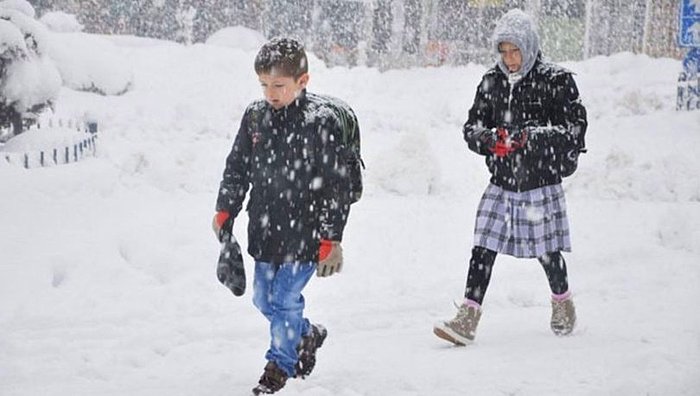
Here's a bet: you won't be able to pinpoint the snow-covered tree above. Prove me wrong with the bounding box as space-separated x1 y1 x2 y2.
175 3 197 45
0 0 61 138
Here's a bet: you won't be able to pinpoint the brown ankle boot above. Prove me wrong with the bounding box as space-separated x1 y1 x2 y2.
252 361 288 395
551 295 576 336
433 302 482 345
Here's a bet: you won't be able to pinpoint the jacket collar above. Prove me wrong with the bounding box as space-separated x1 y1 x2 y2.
268 89 307 117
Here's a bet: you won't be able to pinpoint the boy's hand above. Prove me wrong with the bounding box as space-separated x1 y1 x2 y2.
212 211 233 242
317 239 343 277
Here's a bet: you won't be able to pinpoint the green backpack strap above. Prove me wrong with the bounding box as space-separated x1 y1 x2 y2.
326 98 363 202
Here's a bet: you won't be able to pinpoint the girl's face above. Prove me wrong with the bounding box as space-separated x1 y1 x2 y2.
258 73 309 109
499 42 522 73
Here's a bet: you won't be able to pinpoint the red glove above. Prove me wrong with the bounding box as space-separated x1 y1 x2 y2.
317 239 343 277
212 211 232 241
489 127 527 157
319 239 333 261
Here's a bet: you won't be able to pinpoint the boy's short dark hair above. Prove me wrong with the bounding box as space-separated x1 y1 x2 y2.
254 37 308 79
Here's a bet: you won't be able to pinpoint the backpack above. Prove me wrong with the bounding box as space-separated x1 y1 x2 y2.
246 95 364 203
321 96 364 203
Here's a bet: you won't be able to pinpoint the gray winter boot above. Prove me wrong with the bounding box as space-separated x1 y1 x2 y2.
551 295 576 336
433 302 482 346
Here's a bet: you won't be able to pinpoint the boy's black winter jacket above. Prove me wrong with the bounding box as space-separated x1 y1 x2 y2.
463 56 588 192
216 90 353 264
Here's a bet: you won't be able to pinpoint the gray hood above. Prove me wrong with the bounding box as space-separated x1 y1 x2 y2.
492 9 540 76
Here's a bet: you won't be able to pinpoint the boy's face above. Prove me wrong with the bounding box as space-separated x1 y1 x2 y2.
498 42 522 73
258 73 309 109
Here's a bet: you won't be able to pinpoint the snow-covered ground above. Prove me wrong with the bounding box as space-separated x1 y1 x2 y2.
1 31 700 395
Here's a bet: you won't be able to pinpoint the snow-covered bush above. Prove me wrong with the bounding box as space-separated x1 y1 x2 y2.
39 11 83 33
46 31 133 96
0 0 33 18
372 131 441 196
0 0 60 137
205 26 266 52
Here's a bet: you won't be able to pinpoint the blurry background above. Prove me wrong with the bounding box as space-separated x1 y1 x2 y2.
30 0 683 69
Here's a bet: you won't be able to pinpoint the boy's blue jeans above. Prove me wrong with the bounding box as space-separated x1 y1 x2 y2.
253 261 316 377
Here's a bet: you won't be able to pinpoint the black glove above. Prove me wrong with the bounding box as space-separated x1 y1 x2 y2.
477 127 498 149
509 127 528 150
466 127 498 154
217 229 246 296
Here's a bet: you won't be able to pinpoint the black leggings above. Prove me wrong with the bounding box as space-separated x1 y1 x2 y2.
464 246 569 305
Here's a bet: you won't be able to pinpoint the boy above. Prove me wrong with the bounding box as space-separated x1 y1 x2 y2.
213 37 359 394
433 9 587 345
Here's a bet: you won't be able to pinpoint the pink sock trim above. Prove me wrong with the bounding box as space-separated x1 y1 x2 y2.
552 290 571 302
464 298 481 309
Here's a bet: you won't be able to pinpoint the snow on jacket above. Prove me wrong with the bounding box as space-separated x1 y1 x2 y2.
216 90 354 264
463 9 587 192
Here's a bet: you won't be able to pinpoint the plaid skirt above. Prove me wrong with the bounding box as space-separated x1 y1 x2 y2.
473 183 571 258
